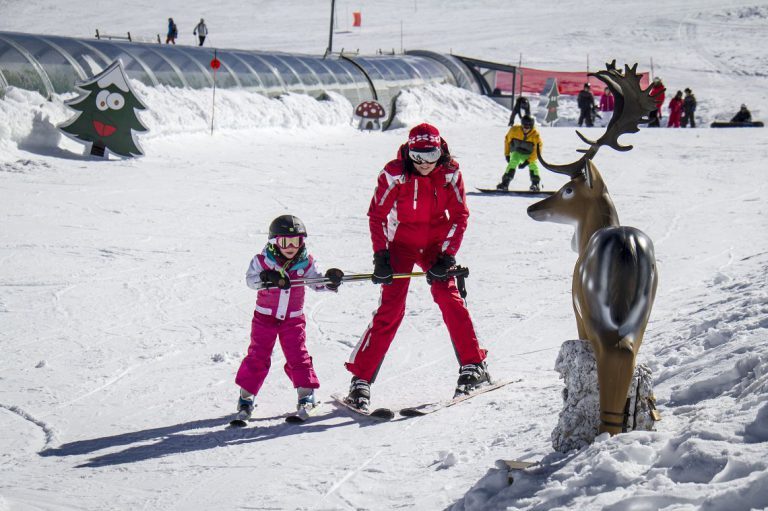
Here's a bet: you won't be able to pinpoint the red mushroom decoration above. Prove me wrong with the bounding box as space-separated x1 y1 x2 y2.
354 100 386 130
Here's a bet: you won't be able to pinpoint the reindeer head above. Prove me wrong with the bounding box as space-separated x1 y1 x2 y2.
534 61 659 181
527 62 658 253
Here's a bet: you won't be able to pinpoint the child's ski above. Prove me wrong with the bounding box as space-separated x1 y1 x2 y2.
285 404 323 423
228 407 254 428
331 393 395 420
399 379 517 417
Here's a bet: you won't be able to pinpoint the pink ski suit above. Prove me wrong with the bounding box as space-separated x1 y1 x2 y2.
345 140 487 382
235 245 327 396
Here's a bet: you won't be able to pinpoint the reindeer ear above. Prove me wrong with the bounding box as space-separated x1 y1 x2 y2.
585 160 595 189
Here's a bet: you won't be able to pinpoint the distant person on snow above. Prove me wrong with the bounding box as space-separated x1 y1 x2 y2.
166 18 178 45
731 104 752 123
233 215 344 424
508 96 531 126
496 115 543 192
193 18 208 46
599 88 615 112
344 123 489 412
577 83 596 127
681 88 697 128
667 90 683 128
647 77 666 127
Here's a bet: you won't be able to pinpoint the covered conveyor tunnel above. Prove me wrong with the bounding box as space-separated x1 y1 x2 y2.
0 31 502 119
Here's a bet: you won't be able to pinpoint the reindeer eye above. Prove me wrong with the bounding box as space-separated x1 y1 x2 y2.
563 187 574 199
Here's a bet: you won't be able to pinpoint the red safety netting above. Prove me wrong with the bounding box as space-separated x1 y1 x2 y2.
495 67 649 96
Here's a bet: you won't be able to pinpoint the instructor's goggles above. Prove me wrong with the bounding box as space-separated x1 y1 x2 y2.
275 235 303 249
409 147 442 164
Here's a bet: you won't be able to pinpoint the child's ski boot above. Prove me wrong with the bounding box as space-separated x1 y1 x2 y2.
286 388 320 422
230 396 255 427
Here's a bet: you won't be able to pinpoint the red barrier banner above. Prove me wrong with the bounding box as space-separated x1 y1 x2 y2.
495 67 649 96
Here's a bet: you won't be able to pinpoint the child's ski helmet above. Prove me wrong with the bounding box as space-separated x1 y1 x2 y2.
269 215 307 239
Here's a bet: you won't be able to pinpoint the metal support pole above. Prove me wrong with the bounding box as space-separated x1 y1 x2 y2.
327 0 336 56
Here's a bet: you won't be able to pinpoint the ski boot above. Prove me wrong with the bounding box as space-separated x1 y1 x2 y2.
297 387 318 412
529 173 541 192
495 171 513 191
230 395 255 426
345 376 371 412
454 361 491 397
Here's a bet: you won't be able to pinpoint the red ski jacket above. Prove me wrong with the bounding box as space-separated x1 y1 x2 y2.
367 141 469 256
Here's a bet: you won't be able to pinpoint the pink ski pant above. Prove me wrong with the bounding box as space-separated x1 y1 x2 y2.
235 312 320 396
346 244 487 382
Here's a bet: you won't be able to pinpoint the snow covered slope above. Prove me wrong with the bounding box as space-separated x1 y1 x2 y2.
1 1 767 510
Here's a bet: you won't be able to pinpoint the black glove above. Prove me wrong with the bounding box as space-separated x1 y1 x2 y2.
372 250 394 285
325 268 344 291
260 269 291 290
518 160 529 169
505 154 510 162
426 254 456 284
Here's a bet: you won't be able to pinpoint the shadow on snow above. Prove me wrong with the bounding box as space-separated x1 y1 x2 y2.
38 408 371 468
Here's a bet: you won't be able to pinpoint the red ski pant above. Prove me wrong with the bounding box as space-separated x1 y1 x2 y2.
235 312 319 396
346 245 487 382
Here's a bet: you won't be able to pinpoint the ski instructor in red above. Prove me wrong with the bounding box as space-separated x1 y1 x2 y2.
344 123 489 411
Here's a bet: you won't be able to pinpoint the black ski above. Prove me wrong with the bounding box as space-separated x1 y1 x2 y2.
475 188 555 197
331 393 395 420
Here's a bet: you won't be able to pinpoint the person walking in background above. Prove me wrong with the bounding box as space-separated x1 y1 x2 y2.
731 104 752 123
193 18 208 46
577 83 596 127
496 115 543 191
508 96 531 126
165 18 178 45
599 88 614 112
667 90 683 128
681 88 697 128
647 77 666 127
344 123 489 412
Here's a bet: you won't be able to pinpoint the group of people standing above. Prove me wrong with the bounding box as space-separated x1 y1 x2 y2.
650 79 698 128
576 78 698 128
165 18 208 46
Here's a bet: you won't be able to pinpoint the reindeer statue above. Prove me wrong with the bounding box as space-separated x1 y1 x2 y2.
527 62 659 436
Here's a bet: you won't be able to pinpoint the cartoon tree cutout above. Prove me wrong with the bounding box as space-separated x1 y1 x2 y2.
59 60 148 158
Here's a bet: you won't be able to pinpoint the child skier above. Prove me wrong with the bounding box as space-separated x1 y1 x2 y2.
233 215 344 423
496 115 543 192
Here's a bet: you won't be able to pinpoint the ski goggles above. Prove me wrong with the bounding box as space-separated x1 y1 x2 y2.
409 147 442 164
275 235 304 249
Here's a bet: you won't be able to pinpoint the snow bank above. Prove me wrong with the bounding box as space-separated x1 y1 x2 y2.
451 256 768 511
1 80 509 159
389 82 509 128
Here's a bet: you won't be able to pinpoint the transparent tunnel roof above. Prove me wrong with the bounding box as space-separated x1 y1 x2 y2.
0 31 482 113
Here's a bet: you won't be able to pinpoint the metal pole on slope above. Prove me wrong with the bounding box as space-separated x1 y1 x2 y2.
210 50 220 136
326 0 336 57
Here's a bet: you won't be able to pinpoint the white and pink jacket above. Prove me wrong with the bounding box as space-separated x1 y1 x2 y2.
245 246 327 321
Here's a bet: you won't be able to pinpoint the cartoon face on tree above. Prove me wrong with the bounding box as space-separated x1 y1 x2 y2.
59 60 148 158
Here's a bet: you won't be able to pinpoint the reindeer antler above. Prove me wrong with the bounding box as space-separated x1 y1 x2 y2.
539 61 659 177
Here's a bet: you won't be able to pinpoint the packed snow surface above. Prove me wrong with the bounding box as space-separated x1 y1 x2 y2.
1 1 768 510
